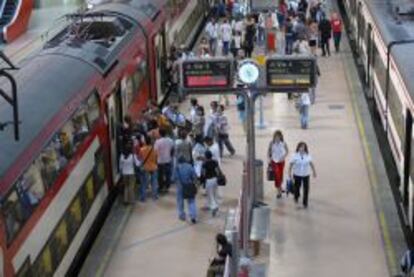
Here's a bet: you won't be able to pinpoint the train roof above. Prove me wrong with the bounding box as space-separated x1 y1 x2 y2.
364 0 414 96
0 55 98 181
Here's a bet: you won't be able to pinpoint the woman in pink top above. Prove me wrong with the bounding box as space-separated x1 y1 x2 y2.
330 12 342 52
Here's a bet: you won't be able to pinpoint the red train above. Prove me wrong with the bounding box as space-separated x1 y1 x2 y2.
0 0 207 275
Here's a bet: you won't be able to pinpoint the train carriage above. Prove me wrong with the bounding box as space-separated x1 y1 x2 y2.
0 0 207 275
339 0 414 229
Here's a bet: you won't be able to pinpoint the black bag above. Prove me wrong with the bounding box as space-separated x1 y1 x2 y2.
182 182 198 199
217 174 227 186
267 162 275 181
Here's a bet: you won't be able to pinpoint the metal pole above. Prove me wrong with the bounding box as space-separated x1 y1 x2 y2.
256 95 266 129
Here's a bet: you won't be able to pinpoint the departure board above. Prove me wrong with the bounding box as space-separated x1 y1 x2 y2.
182 59 232 90
266 57 316 91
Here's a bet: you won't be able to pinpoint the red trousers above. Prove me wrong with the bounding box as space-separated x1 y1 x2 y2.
271 160 285 188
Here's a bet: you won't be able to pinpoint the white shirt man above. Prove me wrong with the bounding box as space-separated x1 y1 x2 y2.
154 136 174 164
205 21 219 40
220 21 232 42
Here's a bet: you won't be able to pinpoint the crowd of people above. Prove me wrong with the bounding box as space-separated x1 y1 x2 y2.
118 98 236 224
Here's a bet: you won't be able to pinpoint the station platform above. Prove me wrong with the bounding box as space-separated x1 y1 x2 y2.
79 25 408 277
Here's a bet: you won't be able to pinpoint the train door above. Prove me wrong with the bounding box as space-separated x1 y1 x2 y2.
403 110 413 210
106 85 123 185
153 31 167 102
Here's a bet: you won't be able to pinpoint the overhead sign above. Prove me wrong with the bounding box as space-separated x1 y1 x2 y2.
266 56 316 92
181 58 233 90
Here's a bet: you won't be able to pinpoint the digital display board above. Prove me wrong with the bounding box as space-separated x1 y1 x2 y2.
266 57 316 91
182 59 232 90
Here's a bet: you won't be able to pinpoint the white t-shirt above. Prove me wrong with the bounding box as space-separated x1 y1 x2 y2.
192 143 206 177
119 154 136 175
290 153 312 177
234 35 242 48
220 23 233 42
270 141 287 163
301 93 311 106
208 143 221 166
206 22 218 39
154 137 174 164
234 20 244 33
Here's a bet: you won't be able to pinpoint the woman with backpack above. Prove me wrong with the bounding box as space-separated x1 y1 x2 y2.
288 142 317 208
268 130 289 198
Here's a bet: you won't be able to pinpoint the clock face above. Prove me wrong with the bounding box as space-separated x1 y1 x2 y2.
238 62 259 84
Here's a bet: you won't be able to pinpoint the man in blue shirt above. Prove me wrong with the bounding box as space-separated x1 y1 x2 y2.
175 156 198 223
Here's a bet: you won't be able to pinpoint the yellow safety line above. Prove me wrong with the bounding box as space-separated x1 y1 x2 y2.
94 204 133 277
342 51 398 274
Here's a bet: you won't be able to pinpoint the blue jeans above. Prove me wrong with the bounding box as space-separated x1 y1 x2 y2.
140 171 158 201
285 34 294 55
158 163 172 192
176 183 197 220
222 41 230 56
300 105 309 129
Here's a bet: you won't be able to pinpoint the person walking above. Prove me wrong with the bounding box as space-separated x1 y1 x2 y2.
139 136 158 201
268 130 289 198
288 142 317 208
236 94 247 134
192 134 207 181
284 17 295 55
230 30 242 58
175 156 198 223
319 14 332 56
174 129 193 164
330 12 342 52
205 18 219 56
119 145 139 204
216 104 235 157
192 105 205 138
201 150 221 216
220 19 232 56
308 20 319 55
154 128 174 194
243 15 256 58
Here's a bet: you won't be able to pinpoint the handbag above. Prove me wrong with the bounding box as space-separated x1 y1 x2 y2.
286 178 294 194
216 164 227 186
217 173 227 186
267 162 275 181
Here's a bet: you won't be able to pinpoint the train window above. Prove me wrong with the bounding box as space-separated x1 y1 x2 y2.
32 242 53 277
39 144 61 190
53 217 69 262
388 81 404 141
15 161 46 216
2 190 24 244
72 106 90 147
87 93 100 126
83 175 95 210
68 195 83 234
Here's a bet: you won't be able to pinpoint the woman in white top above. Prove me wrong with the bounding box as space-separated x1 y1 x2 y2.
268 130 289 198
119 147 140 204
288 142 317 208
